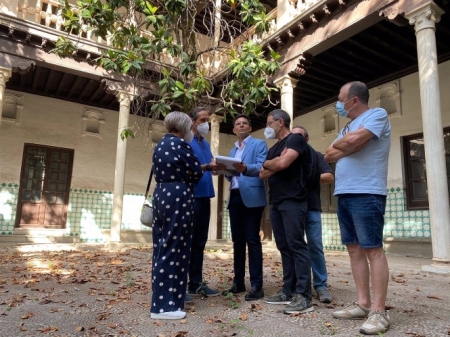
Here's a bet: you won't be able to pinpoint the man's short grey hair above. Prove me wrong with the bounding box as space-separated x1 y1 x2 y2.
345 81 370 104
164 111 192 136
268 109 291 129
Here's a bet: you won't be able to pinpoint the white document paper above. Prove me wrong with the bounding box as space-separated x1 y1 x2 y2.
216 155 241 169
215 155 241 176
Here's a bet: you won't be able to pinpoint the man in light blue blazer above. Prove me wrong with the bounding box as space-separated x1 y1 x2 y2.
222 114 268 301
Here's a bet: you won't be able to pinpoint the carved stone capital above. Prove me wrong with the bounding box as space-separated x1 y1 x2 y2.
0 67 12 86
116 91 135 108
274 75 299 94
210 113 223 127
102 78 151 98
406 2 444 33
378 0 409 26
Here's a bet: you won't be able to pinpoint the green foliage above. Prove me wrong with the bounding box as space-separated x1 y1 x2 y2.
52 0 281 123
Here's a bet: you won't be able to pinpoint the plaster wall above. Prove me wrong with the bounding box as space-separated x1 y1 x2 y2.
0 90 153 193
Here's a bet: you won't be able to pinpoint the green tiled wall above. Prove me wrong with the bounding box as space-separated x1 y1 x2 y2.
222 200 231 240
0 183 433 250
220 187 431 251
0 183 19 235
0 182 150 242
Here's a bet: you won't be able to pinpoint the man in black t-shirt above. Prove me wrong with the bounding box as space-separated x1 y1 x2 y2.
259 109 313 315
292 126 334 304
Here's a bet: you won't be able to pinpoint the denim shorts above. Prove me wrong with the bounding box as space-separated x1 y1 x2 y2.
337 194 386 249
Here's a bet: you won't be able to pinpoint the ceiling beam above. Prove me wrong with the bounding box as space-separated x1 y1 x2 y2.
78 79 95 101
357 31 416 63
44 69 55 93
89 82 105 103
19 72 27 89
56 73 71 96
67 76 83 99
31 66 41 91
346 37 405 68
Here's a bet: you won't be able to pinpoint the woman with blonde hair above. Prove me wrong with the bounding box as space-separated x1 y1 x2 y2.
150 111 203 320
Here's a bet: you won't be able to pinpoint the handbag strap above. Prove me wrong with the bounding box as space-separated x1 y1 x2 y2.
144 169 153 200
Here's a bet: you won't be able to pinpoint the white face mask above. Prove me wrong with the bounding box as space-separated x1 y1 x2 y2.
264 127 276 139
183 130 194 143
197 122 209 136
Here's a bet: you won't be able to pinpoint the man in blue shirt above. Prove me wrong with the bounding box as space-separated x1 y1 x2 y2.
187 107 225 300
325 81 391 335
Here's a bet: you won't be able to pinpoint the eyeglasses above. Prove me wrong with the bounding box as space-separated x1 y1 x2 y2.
266 119 279 127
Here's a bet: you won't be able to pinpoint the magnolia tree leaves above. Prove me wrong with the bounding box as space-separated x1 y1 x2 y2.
51 0 281 126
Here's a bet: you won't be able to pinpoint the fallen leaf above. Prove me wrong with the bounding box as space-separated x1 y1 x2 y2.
170 332 187 337
21 312 34 319
180 319 187 324
405 332 426 337
76 326 84 332
108 323 117 329
427 295 442 300
240 312 247 321
250 303 262 311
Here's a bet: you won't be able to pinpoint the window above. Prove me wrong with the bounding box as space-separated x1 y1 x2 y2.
321 162 337 212
403 128 450 209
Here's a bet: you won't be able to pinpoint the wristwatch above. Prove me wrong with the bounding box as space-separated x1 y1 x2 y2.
205 164 212 171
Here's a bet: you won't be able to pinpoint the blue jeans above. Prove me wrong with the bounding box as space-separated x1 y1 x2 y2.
270 199 312 301
337 194 386 249
305 210 328 291
228 189 264 288
188 198 211 289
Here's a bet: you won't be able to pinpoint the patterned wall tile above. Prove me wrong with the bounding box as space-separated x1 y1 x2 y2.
0 182 435 251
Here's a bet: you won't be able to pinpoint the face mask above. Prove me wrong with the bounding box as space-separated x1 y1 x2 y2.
197 122 209 136
264 127 276 139
184 130 194 143
335 98 353 117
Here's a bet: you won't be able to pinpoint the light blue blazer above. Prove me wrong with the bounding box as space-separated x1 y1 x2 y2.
227 136 268 209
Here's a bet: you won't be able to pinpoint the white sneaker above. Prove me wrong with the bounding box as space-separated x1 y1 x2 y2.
359 311 391 335
150 310 186 320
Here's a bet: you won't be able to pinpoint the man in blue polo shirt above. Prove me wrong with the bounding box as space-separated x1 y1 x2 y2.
186 107 225 301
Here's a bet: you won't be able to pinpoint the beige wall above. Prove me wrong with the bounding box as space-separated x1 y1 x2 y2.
0 90 153 193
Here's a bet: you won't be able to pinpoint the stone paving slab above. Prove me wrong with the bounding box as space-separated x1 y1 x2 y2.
0 244 449 337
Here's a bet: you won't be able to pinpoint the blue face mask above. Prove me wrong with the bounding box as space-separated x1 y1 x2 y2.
335 98 353 117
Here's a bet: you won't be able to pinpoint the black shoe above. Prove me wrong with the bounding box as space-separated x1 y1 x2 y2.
222 283 246 296
244 287 264 301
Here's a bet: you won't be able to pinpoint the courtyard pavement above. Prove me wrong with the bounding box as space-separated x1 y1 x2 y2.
0 242 449 337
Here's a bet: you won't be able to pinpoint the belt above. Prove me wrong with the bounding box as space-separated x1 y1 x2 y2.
230 189 240 194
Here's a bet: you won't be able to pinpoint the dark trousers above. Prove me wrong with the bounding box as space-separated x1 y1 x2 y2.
188 197 211 289
270 199 312 301
228 189 264 288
